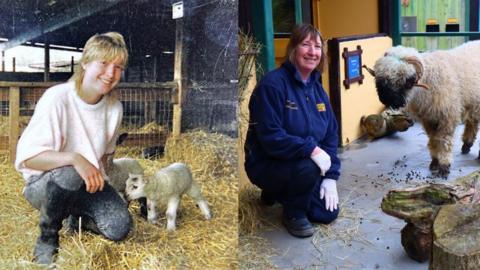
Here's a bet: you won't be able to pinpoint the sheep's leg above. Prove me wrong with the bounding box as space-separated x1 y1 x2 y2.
166 196 180 231
147 199 158 224
423 119 454 177
187 181 212 220
462 118 479 154
423 120 441 171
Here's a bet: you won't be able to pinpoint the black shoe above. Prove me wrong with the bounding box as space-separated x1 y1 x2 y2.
260 190 276 206
282 215 315 238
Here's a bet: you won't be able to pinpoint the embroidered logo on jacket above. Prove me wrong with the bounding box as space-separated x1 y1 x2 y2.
285 100 298 110
316 103 326 112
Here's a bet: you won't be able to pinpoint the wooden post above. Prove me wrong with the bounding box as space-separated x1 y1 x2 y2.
71 56 74 73
1 51 4 72
44 42 50 82
172 18 183 137
430 203 480 269
9 86 20 162
153 55 158 82
12 57 15 72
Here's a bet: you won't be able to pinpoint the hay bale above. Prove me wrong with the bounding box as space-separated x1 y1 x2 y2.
119 121 166 135
164 130 237 178
239 185 265 235
238 185 279 270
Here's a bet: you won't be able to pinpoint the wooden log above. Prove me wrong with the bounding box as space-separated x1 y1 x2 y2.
429 203 480 270
381 184 457 224
381 183 468 262
401 222 431 262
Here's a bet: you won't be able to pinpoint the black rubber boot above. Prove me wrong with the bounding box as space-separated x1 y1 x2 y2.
34 181 76 265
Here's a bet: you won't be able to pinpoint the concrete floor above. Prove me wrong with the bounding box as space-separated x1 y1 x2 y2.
256 123 480 269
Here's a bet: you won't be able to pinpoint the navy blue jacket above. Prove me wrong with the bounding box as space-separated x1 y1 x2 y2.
244 61 340 180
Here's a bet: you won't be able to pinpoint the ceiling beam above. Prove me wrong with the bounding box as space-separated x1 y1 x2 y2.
0 0 125 51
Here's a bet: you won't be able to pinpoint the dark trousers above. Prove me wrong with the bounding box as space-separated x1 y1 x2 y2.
23 166 132 252
246 158 339 223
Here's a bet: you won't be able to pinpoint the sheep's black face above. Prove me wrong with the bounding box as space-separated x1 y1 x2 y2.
375 75 417 109
375 78 406 109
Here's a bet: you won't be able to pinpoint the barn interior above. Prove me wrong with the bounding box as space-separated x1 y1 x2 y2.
0 0 176 82
0 1 239 269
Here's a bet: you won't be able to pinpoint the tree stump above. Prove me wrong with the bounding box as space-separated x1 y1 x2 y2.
429 203 480 270
381 183 473 262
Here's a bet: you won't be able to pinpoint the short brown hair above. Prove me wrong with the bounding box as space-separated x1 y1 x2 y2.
70 32 129 94
285 24 326 73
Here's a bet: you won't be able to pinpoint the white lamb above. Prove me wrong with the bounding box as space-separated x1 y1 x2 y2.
125 162 211 231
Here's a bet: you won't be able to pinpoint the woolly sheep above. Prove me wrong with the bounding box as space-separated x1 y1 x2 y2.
105 156 144 194
104 133 147 217
366 40 480 177
360 109 414 139
125 162 211 231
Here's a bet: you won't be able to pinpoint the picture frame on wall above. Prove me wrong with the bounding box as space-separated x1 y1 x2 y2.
342 45 364 89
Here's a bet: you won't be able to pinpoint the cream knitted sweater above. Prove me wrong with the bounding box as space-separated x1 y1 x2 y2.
15 82 123 181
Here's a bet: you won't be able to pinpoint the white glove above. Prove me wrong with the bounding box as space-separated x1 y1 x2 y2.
310 147 331 176
320 178 338 212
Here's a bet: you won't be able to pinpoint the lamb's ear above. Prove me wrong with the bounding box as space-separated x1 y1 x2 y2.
362 64 375 77
402 56 429 90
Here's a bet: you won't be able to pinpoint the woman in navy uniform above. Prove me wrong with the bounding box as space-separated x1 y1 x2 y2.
245 24 340 238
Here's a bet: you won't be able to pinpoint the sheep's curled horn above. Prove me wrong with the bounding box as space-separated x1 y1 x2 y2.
402 56 429 90
362 64 375 77
362 56 430 90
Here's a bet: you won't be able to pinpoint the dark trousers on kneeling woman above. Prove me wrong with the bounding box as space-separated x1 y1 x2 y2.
246 158 339 234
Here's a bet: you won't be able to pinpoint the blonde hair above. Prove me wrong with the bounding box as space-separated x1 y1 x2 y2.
70 32 129 94
285 24 326 74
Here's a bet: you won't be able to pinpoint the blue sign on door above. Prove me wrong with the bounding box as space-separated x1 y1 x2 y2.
348 55 360 78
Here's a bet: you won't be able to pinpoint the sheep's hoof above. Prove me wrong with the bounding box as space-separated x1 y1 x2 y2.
462 142 473 154
429 158 439 171
435 164 450 178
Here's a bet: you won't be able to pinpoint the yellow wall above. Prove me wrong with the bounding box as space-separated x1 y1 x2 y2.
338 36 392 145
312 0 379 39
274 38 289 67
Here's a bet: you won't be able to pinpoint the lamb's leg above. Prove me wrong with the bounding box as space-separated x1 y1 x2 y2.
186 181 211 220
138 197 148 220
461 118 479 154
147 199 158 224
166 196 180 231
423 119 454 177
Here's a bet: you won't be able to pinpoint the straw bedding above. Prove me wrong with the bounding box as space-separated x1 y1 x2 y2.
0 130 238 269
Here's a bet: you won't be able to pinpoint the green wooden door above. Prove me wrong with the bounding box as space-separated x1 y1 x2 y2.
401 0 467 50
